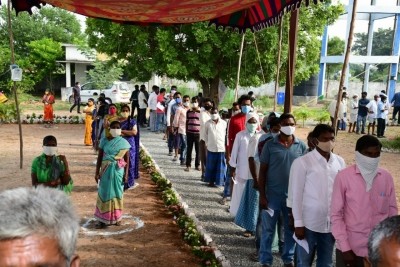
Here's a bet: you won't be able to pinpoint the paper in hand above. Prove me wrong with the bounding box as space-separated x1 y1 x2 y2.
292 233 309 254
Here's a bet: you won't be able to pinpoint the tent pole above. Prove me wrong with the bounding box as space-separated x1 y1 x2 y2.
7 0 23 169
274 19 283 112
284 9 299 114
234 33 245 102
333 0 358 135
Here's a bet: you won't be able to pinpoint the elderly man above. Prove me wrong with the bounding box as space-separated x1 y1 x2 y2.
0 186 80 267
366 215 400 267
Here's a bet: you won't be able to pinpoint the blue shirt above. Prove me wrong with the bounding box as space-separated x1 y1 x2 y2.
391 92 400 107
259 134 307 209
377 101 386 119
358 98 370 117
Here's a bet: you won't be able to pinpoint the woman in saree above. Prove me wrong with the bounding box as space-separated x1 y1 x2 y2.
94 120 131 228
103 103 119 139
31 135 73 194
42 89 55 127
119 104 140 190
83 98 95 146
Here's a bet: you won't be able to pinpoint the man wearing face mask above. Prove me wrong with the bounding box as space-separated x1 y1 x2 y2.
148 85 160 132
331 135 398 267
204 107 227 187
31 135 73 194
199 98 213 179
258 113 307 267
172 95 190 165
229 113 261 237
288 124 346 266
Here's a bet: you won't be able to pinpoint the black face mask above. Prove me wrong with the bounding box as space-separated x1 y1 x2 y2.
204 105 212 111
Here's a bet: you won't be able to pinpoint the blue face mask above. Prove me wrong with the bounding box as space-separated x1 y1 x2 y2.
241 105 251 114
175 98 182 104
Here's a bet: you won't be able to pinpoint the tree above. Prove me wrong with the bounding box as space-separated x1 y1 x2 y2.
325 37 345 97
0 5 84 93
86 60 124 88
85 3 343 104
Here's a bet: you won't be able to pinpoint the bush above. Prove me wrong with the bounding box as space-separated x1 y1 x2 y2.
0 102 17 122
381 136 400 150
312 109 331 124
293 105 312 127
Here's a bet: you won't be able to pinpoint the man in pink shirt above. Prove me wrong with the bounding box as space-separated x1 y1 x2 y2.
173 95 190 165
331 135 398 267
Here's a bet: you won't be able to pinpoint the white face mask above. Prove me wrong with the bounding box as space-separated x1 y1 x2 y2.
110 128 122 137
43 146 57 156
316 140 335 153
280 126 295 136
355 151 380 191
121 111 129 118
211 114 219 121
183 102 190 107
192 102 199 108
232 110 240 116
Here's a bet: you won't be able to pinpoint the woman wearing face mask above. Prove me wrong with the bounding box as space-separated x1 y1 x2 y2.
42 89 55 127
94 120 131 229
119 104 139 190
83 98 95 146
31 135 73 194
103 104 119 138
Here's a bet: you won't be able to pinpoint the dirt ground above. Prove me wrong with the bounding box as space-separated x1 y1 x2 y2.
0 123 200 267
0 121 399 266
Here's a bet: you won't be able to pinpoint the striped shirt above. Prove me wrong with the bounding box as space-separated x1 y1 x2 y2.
186 109 200 134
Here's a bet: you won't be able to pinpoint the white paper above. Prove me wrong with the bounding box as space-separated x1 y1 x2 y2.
231 176 238 185
156 102 165 111
292 233 309 254
266 208 274 217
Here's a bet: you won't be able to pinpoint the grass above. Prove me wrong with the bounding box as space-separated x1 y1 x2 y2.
381 136 400 150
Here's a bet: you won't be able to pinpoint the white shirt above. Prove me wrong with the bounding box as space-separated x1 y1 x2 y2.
247 133 261 179
138 91 147 109
166 99 176 127
342 98 348 114
288 149 346 233
148 92 158 110
366 100 378 119
200 109 211 141
349 99 358 115
204 119 227 152
328 100 344 120
229 130 253 181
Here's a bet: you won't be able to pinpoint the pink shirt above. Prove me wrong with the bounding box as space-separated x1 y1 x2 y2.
173 106 189 134
330 165 398 257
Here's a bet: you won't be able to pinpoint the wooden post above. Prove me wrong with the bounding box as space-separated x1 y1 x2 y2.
7 0 23 169
333 0 358 134
284 9 299 114
234 33 245 102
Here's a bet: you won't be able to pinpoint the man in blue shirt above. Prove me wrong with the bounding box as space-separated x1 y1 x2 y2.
391 91 400 125
356 91 370 134
258 113 307 267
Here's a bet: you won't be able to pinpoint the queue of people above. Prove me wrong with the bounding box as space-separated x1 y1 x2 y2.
20 85 399 266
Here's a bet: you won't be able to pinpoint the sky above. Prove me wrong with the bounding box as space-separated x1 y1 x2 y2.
328 0 399 39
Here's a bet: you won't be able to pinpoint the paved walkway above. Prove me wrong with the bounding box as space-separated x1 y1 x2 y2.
140 129 283 267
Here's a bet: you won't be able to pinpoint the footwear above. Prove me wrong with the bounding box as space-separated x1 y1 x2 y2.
219 197 227 205
115 221 122 226
168 152 173 156
184 167 190 172
180 161 185 166
249 251 259 262
95 221 107 229
172 156 178 162
195 167 201 171
361 131 366 134
77 112 81 114
243 231 253 237
284 262 295 267
261 265 270 267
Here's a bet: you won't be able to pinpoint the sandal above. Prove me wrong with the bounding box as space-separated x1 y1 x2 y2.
95 221 107 229
243 231 253 237
115 221 122 226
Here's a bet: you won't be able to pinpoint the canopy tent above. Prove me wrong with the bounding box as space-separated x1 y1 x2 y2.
7 0 322 31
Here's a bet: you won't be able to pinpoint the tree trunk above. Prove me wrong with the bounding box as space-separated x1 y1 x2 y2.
199 76 220 106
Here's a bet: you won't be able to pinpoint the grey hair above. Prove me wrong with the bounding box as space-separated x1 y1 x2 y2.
368 215 400 267
0 186 79 262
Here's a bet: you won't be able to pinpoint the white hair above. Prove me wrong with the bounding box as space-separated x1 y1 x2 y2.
0 186 79 262
368 215 400 267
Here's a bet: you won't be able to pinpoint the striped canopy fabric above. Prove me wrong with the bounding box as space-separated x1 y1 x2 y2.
7 0 322 32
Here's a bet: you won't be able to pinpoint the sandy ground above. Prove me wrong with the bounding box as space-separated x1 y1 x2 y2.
0 123 200 267
0 121 399 266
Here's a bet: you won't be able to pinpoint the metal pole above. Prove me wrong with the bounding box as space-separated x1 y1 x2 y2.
234 34 245 102
274 20 283 112
284 9 299 114
333 0 358 134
